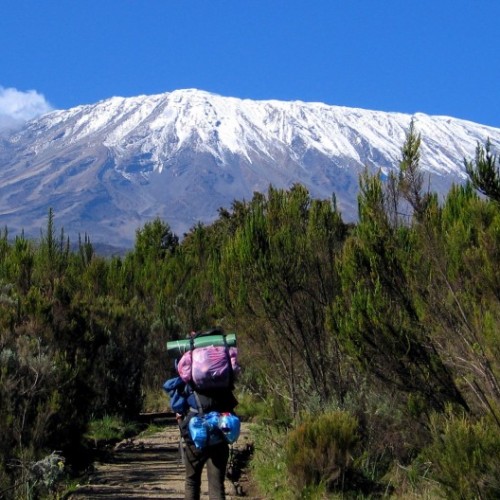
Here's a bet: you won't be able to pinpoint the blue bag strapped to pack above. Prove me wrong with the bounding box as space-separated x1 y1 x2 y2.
162 376 190 414
187 414 209 449
188 411 222 449
219 412 241 444
188 411 241 449
187 391 241 449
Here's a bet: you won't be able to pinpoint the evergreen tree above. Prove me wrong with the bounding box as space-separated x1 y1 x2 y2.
465 139 500 203
215 185 347 413
398 119 430 220
333 169 467 415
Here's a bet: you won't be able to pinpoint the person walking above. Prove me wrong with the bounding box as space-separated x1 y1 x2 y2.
164 328 240 500
179 387 238 499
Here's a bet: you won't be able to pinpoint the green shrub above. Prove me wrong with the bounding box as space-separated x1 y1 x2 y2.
236 390 292 424
341 382 427 484
142 387 169 413
250 424 291 500
285 411 359 494
422 409 500 499
84 415 139 446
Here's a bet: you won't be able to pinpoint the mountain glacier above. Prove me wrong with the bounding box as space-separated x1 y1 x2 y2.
0 88 499 248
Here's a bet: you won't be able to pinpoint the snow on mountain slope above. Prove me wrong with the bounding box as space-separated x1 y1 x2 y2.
0 89 499 248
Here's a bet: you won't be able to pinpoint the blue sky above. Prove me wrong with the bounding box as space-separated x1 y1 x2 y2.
1 0 499 129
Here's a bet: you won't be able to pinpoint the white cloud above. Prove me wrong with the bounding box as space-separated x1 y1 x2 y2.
0 86 53 132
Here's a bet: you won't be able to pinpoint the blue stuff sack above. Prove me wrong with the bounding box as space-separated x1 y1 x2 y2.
205 411 221 431
188 415 208 449
188 412 225 449
219 413 241 444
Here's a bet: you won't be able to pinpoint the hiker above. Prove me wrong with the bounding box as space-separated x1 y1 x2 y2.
164 329 240 500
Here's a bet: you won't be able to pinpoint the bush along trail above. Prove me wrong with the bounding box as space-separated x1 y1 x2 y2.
3 131 500 498
66 415 258 499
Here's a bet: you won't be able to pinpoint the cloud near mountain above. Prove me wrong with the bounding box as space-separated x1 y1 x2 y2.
0 86 53 131
0 89 499 249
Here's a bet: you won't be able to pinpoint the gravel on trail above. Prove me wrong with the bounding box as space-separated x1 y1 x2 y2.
66 415 262 500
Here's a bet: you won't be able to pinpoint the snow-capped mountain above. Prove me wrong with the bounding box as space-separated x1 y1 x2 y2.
1 89 499 248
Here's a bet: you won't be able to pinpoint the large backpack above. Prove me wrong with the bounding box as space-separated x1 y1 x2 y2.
176 329 240 391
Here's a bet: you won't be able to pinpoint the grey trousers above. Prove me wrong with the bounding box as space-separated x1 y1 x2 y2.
183 440 229 500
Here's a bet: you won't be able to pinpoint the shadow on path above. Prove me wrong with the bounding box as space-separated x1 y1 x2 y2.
66 416 262 499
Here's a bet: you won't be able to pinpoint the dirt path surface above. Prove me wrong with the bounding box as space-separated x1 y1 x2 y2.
67 415 262 500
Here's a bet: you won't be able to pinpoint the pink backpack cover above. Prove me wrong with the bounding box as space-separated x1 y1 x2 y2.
177 346 240 390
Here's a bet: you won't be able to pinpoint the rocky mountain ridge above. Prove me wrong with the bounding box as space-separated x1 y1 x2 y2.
1 89 499 247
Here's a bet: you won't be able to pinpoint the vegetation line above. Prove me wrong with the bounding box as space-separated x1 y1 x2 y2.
1 125 499 498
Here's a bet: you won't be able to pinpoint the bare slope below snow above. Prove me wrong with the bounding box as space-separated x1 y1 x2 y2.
1 89 499 247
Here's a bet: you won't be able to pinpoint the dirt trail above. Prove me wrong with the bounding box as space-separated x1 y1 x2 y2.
67 415 262 500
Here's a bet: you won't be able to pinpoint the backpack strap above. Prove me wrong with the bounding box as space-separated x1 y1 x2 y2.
189 335 195 388
223 334 235 389
193 390 205 417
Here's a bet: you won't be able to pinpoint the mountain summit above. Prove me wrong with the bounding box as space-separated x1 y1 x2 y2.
1 89 499 247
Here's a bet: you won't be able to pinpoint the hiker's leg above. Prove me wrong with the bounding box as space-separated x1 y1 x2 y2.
206 441 229 500
184 443 207 500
